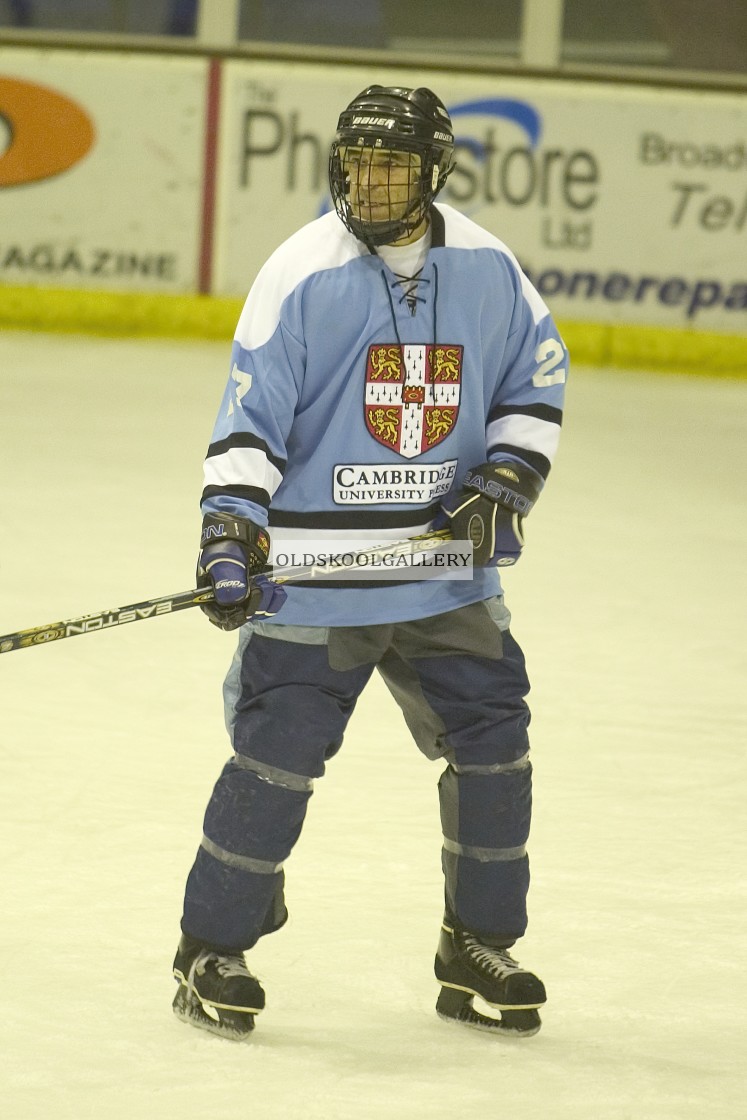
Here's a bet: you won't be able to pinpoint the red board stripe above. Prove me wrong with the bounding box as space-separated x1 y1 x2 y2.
198 57 222 295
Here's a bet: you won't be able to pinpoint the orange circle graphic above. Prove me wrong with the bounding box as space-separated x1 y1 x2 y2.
0 76 95 187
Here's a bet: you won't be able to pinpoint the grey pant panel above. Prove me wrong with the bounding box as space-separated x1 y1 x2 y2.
328 596 510 671
249 621 331 645
376 651 448 761
374 597 511 762
222 629 249 743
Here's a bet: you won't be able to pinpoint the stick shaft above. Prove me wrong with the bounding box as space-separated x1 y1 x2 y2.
0 529 452 654
0 588 214 654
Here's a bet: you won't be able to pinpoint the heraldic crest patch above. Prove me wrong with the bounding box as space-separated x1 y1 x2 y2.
365 343 462 459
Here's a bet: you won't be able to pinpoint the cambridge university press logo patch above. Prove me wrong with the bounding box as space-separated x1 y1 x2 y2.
364 343 462 458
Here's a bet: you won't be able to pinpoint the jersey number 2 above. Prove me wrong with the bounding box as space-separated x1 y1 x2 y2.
532 339 566 388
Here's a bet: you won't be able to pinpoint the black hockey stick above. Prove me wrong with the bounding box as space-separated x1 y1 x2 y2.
0 528 454 655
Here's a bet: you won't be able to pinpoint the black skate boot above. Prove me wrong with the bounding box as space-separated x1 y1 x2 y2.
172 934 265 1041
434 922 546 1037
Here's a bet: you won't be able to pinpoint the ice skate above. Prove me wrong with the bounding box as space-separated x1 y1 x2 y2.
172 934 265 1041
434 922 546 1037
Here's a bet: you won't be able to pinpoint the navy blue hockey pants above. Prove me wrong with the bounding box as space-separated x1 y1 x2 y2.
181 598 533 950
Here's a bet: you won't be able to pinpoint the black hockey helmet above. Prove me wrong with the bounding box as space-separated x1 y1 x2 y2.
329 85 455 246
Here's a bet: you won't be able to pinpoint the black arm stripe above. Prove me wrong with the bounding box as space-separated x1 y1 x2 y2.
268 502 441 530
487 403 563 426
201 484 271 509
487 444 551 480
207 433 286 476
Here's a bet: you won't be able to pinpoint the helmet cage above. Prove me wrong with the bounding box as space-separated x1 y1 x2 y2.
329 86 455 247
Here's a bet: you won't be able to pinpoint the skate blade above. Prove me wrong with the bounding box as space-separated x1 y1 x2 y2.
436 985 542 1037
172 984 255 1041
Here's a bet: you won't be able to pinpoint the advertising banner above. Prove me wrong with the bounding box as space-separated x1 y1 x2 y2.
0 47 206 292
213 61 746 334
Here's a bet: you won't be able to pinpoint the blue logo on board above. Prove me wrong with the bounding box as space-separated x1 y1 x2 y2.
450 97 542 156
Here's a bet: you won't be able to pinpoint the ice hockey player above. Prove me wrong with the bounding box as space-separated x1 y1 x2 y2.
171 84 567 1041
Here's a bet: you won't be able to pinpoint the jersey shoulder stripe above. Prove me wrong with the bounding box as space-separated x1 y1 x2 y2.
236 211 365 351
435 203 550 326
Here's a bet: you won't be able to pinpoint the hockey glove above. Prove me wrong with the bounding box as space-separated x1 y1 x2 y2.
437 460 542 567
197 513 287 631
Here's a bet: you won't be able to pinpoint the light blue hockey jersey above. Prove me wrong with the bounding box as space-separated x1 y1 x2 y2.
202 204 568 627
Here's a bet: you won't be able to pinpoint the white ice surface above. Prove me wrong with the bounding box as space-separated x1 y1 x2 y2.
0 331 745 1120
